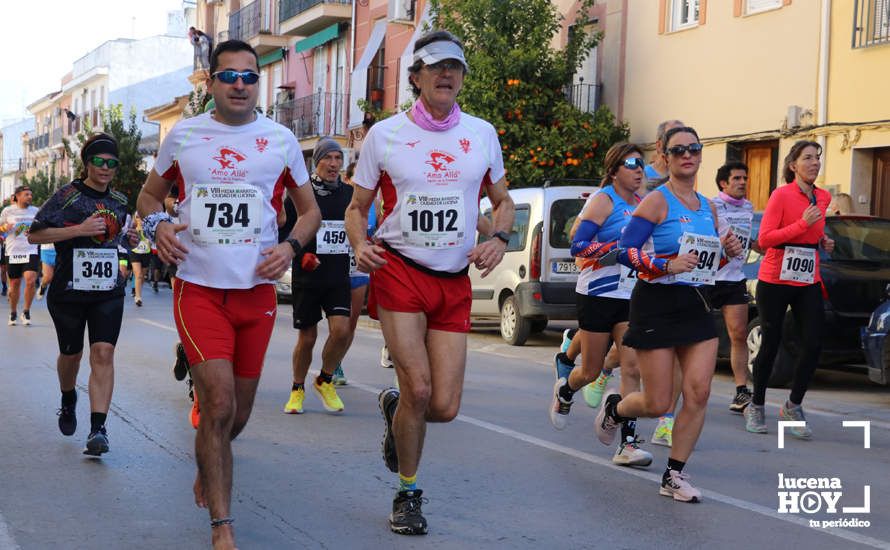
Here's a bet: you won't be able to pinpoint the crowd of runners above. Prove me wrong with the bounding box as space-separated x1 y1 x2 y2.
2 32 837 549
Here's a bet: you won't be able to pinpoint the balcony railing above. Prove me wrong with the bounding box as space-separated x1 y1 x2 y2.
564 82 602 114
52 128 63 146
230 1 263 41
275 92 347 140
852 0 890 48
29 133 50 151
279 0 351 23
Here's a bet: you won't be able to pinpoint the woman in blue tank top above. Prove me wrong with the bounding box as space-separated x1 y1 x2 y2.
594 126 743 503
550 143 653 466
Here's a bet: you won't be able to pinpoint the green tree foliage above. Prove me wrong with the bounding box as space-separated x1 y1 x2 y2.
430 0 629 187
63 104 147 210
21 170 64 206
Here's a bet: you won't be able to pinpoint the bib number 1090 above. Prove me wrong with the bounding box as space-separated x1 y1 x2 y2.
205 203 250 228
407 209 458 233
784 256 814 273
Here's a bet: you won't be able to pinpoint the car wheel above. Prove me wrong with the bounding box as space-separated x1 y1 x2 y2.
530 319 548 333
746 317 793 388
500 295 531 346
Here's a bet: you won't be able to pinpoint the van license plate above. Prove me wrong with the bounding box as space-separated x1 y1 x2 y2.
552 261 580 274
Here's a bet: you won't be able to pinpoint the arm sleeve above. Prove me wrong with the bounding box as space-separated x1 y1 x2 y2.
758 191 808 249
570 220 607 258
617 216 669 276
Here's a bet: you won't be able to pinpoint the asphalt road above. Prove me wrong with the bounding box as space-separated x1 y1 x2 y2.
0 288 888 549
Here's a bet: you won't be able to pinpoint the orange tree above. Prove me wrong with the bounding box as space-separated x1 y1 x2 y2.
431 0 628 187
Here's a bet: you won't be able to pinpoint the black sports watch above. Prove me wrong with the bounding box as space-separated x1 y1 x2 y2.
492 231 511 244
286 237 302 257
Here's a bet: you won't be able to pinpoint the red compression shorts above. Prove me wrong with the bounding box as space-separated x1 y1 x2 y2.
172 279 277 378
367 248 472 333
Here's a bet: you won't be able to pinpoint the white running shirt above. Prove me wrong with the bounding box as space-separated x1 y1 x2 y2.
153 112 308 289
0 205 39 259
353 111 505 272
711 194 754 282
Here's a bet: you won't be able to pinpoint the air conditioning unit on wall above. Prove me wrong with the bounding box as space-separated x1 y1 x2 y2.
786 105 803 130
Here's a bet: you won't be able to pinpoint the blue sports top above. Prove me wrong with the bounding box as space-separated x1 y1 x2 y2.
575 186 639 298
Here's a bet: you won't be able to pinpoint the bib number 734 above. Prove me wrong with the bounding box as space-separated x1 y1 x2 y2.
204 203 250 228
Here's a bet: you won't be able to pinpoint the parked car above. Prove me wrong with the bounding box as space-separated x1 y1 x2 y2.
276 266 293 302
715 214 890 386
861 285 890 386
470 184 594 345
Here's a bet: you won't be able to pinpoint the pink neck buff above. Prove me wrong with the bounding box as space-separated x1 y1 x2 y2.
719 191 747 207
411 99 461 132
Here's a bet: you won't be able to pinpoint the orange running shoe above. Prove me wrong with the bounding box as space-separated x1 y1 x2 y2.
190 389 200 429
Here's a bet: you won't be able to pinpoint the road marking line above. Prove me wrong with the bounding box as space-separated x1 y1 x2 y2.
347 380 890 550
0 511 20 550
137 318 178 333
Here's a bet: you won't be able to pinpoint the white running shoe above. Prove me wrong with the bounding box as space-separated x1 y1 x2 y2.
612 435 653 467
380 346 394 369
549 378 573 430
594 391 620 445
659 469 702 503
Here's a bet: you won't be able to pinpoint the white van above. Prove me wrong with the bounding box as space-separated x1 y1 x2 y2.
470 185 593 345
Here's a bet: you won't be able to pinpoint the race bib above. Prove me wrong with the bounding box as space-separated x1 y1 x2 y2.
316 220 350 255
675 232 721 285
72 248 118 291
190 183 263 246
618 265 638 293
723 214 753 257
400 192 466 248
779 246 816 284
348 250 361 276
9 253 29 264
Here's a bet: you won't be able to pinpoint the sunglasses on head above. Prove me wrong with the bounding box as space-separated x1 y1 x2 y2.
666 143 703 157
89 156 119 169
622 157 644 170
212 70 260 85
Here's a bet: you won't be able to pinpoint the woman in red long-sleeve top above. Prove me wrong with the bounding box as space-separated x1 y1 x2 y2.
745 140 835 439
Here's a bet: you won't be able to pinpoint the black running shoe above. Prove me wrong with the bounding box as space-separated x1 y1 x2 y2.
390 490 428 535
729 387 753 414
378 388 399 473
58 399 77 437
83 427 109 456
152 282 159 293
173 342 189 381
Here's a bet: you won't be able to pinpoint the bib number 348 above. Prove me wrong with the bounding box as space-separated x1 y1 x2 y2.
73 248 117 291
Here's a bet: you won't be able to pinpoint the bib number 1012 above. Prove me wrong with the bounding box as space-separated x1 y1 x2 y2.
408 209 458 233
205 203 250 228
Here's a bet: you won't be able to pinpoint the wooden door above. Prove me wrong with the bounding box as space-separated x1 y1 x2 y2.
872 148 890 218
745 145 774 210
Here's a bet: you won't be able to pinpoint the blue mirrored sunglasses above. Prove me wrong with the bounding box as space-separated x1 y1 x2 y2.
212 70 260 85
623 157 644 170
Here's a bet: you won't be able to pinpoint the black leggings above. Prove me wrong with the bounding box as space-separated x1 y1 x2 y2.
751 280 823 406
47 295 124 355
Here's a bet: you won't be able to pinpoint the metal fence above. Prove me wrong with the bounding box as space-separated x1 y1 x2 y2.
275 92 347 139
279 0 351 23
230 1 262 41
853 0 890 48
564 82 602 113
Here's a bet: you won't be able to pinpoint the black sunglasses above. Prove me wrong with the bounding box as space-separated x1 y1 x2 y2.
89 156 120 169
622 157 644 170
212 70 260 85
666 143 703 157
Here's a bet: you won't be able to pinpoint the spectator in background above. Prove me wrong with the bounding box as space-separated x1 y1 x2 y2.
644 120 685 190
828 192 853 215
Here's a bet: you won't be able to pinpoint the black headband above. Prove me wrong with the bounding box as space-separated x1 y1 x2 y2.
82 137 119 161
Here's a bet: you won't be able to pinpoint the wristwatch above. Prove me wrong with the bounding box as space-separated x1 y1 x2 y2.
286 238 302 257
492 231 511 244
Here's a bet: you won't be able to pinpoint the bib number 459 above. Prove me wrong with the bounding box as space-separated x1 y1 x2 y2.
205 203 250 228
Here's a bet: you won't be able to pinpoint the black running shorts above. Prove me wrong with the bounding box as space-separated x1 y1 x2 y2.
576 294 630 333
292 283 351 329
7 254 39 278
708 280 750 309
47 296 124 355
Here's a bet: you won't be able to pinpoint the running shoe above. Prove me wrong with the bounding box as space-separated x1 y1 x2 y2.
745 404 768 434
283 388 305 414
549 378 573 430
380 346 394 369
553 353 574 382
390 490 428 535
83 427 109 456
612 435 653 467
779 401 812 439
173 342 189 381
190 387 200 429
313 379 344 412
729 387 752 413
560 329 574 353
152 281 159 293
332 364 348 386
378 388 399 473
595 392 621 445
582 371 612 408
652 416 674 447
36 286 46 300
57 397 77 436
8 311 16 326
135 298 142 307
22 310 30 326
659 469 701 503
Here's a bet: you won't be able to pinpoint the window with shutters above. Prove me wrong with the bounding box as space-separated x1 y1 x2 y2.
853 0 890 48
745 0 782 15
